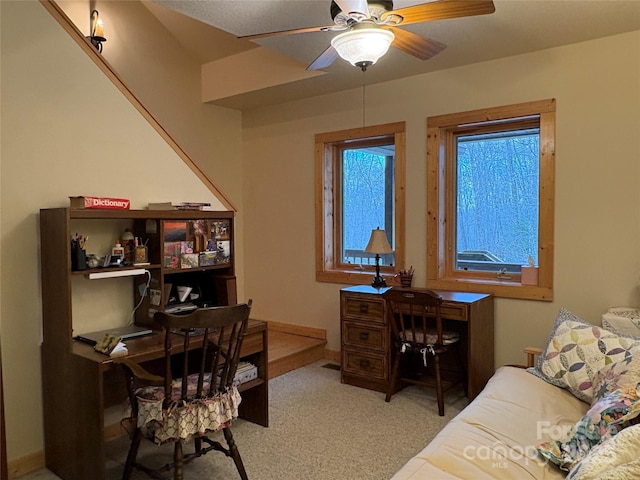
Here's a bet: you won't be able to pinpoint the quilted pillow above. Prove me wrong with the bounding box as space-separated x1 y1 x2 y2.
528 308 640 403
592 355 640 403
536 387 640 472
566 423 640 479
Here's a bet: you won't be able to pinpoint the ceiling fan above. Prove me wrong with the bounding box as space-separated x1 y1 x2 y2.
239 0 496 71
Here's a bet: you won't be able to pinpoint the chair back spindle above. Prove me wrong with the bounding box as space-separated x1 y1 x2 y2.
385 289 443 349
383 289 463 416
119 301 252 480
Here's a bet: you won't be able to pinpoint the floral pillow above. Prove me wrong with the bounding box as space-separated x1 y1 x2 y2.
528 308 640 403
566 423 640 479
592 355 640 403
536 387 640 472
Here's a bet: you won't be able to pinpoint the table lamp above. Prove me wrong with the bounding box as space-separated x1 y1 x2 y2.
364 227 393 288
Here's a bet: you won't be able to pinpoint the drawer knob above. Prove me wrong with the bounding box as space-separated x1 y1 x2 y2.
359 331 369 341
359 358 370 369
359 303 369 314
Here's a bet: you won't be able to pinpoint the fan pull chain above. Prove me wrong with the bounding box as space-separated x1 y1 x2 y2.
362 68 366 128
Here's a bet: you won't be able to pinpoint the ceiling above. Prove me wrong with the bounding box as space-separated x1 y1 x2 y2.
143 0 640 110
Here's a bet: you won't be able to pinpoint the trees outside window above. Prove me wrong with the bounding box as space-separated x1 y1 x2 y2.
427 100 555 300
316 122 406 284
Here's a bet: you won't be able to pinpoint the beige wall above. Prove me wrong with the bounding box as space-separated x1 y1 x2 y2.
2 0 639 470
0 0 242 463
56 0 247 301
242 30 640 363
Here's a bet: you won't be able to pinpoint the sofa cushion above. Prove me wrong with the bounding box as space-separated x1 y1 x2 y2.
536 387 640 471
592 354 640 402
566 423 640 479
391 366 588 480
528 308 640 403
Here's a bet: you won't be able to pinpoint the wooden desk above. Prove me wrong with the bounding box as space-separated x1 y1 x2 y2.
340 286 494 400
41 319 268 480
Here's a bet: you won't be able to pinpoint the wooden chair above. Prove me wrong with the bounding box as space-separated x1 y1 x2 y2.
383 289 464 416
118 301 252 480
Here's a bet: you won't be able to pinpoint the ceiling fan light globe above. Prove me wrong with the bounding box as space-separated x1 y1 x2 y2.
330 29 395 68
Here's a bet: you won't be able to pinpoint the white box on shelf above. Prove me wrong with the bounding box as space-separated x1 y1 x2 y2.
602 307 640 336
234 362 258 385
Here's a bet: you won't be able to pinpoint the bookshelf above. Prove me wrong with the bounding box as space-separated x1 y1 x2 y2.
39 207 268 480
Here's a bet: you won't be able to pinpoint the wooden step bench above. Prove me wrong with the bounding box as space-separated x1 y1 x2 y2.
266 322 327 379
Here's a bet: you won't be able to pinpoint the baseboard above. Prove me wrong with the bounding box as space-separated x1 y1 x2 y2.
266 320 326 340
7 450 44 479
8 420 131 479
323 348 340 363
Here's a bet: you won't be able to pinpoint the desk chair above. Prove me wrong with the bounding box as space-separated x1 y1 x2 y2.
383 289 464 416
118 301 252 480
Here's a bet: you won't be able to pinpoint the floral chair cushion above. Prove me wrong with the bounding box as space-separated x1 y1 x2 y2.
135 372 241 445
536 387 640 472
528 308 640 403
402 329 460 346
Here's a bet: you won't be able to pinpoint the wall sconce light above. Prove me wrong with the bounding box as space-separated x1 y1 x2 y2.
87 9 106 53
364 227 393 288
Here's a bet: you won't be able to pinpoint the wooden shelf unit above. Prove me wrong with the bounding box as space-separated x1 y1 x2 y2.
39 207 268 480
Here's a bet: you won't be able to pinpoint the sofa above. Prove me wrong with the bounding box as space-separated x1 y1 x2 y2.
391 308 640 480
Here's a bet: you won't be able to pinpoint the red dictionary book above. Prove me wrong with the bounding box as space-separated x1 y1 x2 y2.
69 196 131 210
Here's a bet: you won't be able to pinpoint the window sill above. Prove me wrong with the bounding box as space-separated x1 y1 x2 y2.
316 269 395 286
427 277 552 301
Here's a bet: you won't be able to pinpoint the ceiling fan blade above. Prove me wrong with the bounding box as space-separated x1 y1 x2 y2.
383 0 495 26
307 45 339 71
389 28 446 61
239 25 337 41
334 0 370 17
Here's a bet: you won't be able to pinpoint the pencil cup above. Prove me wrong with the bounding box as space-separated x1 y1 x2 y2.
400 275 413 288
71 245 86 271
134 246 148 264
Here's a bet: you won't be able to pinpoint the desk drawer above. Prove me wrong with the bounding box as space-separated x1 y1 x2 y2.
429 302 468 321
343 322 386 351
342 295 385 324
343 350 386 380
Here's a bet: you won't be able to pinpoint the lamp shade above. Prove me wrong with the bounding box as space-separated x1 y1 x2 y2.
331 28 395 68
364 228 393 254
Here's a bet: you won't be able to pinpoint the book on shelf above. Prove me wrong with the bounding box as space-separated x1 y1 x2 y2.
217 361 257 385
147 201 213 211
70 196 131 210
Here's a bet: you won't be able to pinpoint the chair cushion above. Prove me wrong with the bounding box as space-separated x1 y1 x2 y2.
402 329 460 346
134 373 242 444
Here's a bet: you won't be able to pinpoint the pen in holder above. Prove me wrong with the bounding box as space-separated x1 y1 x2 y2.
134 245 148 265
396 266 414 288
400 275 413 288
71 235 87 271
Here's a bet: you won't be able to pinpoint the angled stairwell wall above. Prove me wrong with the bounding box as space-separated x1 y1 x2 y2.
1 1 243 475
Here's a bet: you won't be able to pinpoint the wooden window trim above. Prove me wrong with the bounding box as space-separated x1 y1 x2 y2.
427 99 555 301
316 122 406 285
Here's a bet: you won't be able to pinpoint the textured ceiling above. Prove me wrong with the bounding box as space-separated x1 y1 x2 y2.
144 0 640 110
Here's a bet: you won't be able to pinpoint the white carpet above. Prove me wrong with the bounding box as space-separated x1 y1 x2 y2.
24 360 468 479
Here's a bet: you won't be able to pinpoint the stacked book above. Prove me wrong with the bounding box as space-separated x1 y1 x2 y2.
147 201 213 211
233 362 258 385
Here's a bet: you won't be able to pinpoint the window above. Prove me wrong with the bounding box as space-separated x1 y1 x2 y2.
316 122 406 284
427 100 555 300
